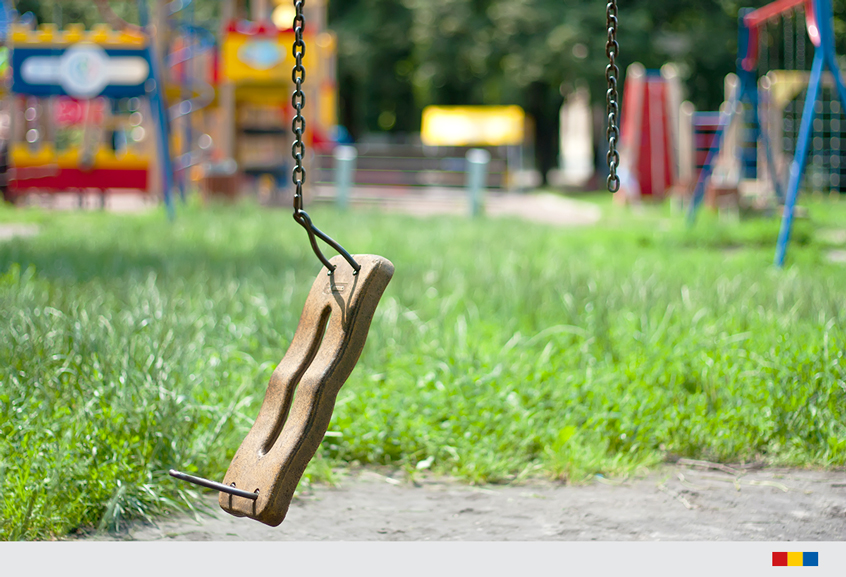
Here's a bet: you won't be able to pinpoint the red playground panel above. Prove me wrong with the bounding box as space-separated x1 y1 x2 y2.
9 168 149 194
620 64 678 198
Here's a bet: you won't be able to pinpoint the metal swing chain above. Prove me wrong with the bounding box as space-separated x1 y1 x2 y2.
291 0 360 274
605 0 620 193
291 1 307 214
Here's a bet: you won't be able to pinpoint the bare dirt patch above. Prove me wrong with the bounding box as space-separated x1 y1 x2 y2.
313 187 602 226
826 249 846 264
818 228 846 246
87 465 846 541
0 223 39 241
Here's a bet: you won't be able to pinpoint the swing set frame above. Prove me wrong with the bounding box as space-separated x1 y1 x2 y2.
686 0 846 267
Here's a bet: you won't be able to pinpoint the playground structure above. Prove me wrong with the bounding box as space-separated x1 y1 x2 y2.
4 0 840 267
5 21 173 211
616 63 682 201
163 0 217 201
201 0 338 203
762 71 845 197
0 0 340 209
679 0 846 265
419 104 530 190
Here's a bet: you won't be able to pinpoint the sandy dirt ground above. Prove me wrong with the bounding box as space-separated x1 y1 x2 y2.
10 196 842 543
312 186 603 226
7 188 603 227
0 222 40 240
88 464 846 542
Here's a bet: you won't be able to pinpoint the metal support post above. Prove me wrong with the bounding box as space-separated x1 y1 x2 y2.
334 145 356 211
466 148 490 217
775 0 846 265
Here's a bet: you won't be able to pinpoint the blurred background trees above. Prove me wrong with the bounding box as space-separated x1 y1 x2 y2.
329 0 846 179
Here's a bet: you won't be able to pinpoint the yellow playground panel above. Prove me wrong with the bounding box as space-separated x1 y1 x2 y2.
210 11 338 199
421 105 527 147
9 22 146 46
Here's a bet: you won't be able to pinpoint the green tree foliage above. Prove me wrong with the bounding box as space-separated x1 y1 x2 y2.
329 0 846 176
328 0 416 136
330 0 846 126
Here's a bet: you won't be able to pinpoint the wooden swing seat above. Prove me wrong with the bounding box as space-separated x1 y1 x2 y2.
218 254 393 526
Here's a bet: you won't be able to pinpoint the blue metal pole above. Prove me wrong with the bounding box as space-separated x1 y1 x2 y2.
773 0 846 266
817 0 846 115
148 54 176 220
774 48 824 267
758 107 784 202
756 104 784 203
0 0 10 42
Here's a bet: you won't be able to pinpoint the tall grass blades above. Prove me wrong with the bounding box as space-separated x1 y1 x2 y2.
0 198 844 539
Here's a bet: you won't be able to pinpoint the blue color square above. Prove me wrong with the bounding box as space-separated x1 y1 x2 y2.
803 552 819 566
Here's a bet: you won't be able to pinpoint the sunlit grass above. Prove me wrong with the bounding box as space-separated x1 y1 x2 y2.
1 194 845 539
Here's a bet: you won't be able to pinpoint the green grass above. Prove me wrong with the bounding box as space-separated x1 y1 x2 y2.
1 194 845 539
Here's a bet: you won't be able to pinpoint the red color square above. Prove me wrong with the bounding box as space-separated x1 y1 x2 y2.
773 552 788 566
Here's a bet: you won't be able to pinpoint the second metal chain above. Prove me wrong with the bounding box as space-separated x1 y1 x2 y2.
605 0 620 193
290 0 360 274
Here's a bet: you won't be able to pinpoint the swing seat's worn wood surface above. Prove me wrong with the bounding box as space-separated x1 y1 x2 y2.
219 254 394 526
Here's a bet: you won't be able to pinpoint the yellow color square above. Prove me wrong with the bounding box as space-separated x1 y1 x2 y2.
787 552 804 566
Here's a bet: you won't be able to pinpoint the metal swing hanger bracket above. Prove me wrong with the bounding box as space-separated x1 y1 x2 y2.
293 208 361 275
290 0 360 275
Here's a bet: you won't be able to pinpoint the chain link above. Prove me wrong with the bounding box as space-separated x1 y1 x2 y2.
605 0 620 193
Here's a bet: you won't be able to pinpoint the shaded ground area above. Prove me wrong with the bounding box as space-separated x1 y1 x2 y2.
89 464 846 541
0 223 39 240
7 188 603 227
11 191 158 212
313 186 603 226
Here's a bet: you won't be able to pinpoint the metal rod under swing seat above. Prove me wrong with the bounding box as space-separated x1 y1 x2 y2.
169 469 259 501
